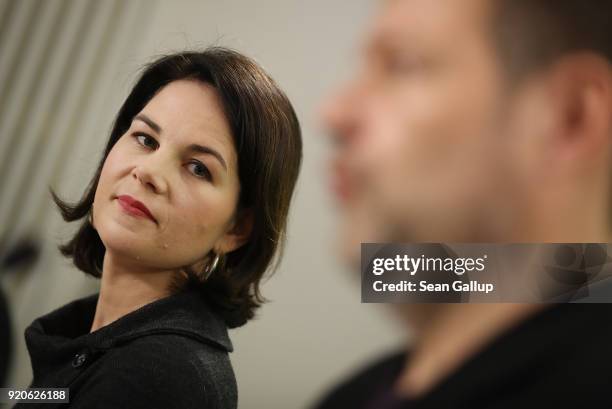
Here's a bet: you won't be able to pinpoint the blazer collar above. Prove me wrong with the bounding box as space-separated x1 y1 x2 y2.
26 286 233 357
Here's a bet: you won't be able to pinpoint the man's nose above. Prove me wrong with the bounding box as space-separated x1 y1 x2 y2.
319 83 363 149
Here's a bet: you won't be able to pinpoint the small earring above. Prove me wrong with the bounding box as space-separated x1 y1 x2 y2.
203 252 220 281
88 210 94 225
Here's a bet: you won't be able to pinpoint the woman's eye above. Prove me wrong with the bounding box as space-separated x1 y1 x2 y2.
131 134 211 182
187 161 212 181
133 133 158 150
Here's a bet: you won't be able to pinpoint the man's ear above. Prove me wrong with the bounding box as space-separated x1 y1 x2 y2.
547 52 612 167
216 208 254 254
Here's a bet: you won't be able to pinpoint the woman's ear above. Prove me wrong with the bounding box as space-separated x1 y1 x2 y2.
216 208 254 254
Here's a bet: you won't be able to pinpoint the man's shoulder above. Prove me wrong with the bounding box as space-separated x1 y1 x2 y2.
312 349 407 409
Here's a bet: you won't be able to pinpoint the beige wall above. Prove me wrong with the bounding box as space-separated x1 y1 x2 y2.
0 1 403 408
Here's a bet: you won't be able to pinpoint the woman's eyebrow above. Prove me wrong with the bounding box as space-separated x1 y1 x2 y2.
187 143 227 171
134 113 162 134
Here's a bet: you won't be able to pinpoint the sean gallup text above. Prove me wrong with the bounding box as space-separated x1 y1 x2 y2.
373 280 495 294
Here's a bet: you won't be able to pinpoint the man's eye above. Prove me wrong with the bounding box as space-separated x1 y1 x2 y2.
133 133 158 149
187 161 212 181
381 53 426 76
386 57 421 73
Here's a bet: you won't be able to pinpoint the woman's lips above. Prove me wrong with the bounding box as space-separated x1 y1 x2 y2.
116 195 156 223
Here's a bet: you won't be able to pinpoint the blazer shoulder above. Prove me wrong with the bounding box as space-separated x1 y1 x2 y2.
118 333 237 392
74 334 236 409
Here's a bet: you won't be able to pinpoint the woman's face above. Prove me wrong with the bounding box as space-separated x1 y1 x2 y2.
92 79 249 275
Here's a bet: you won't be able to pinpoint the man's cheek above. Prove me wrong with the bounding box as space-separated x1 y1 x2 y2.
357 108 407 174
365 142 413 205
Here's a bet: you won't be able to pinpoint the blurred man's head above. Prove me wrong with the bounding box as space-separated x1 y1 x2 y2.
323 0 612 263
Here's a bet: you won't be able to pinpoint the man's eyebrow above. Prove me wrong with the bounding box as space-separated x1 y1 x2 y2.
187 143 228 171
134 114 162 134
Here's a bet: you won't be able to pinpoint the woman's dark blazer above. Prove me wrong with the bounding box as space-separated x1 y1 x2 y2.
12 286 237 409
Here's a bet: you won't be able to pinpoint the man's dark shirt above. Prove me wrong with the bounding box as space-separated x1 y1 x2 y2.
12 286 237 409
314 304 612 409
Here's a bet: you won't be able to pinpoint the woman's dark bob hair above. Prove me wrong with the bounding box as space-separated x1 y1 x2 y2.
50 47 302 328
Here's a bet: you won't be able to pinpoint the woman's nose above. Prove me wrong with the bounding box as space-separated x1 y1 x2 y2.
131 164 168 195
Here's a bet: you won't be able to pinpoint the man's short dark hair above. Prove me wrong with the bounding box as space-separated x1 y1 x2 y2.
493 0 612 79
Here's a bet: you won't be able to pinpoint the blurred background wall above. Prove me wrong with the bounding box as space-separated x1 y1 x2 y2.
0 1 403 408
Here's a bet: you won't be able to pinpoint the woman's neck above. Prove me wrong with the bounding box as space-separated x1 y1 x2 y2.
90 252 176 333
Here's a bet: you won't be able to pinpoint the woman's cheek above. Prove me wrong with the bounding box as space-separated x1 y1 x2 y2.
187 197 232 237
101 146 127 178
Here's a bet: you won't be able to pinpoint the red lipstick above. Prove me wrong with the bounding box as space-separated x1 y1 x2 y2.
116 195 156 223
